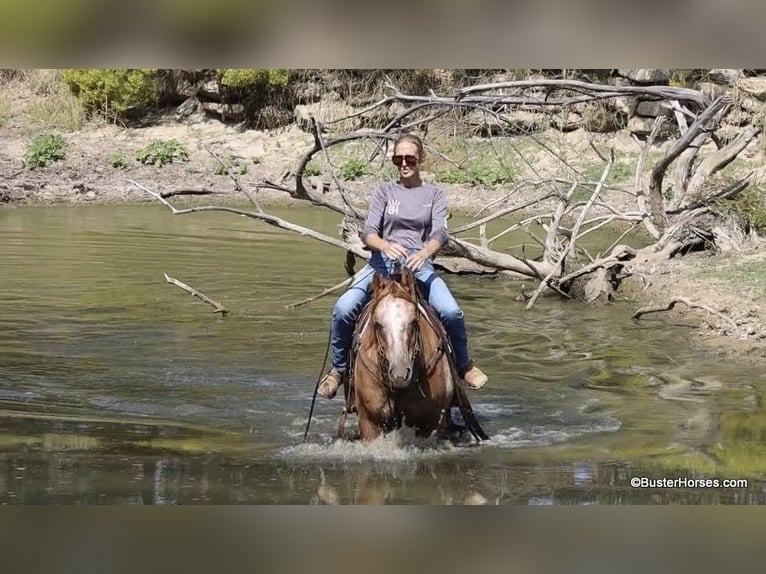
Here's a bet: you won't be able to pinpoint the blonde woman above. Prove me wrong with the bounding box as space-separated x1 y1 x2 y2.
318 133 488 398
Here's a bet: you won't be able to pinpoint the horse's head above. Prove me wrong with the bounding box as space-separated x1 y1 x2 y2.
371 269 419 389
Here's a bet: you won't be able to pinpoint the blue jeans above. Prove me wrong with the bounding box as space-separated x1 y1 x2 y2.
330 250 471 375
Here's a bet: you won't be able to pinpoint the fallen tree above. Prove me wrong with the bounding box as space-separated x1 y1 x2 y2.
133 77 762 333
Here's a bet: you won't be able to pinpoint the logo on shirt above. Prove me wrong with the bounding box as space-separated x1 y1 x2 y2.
386 199 400 215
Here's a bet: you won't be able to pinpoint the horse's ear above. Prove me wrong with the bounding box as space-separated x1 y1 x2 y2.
402 267 415 292
372 271 385 293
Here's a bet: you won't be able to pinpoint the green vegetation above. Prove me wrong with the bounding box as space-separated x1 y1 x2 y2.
696 258 766 302
303 161 322 177
109 152 130 170
437 163 516 186
430 138 518 187
23 133 66 169
136 139 190 167
24 91 86 131
0 91 10 127
339 158 369 181
213 155 248 176
218 69 290 89
61 69 159 117
713 185 766 234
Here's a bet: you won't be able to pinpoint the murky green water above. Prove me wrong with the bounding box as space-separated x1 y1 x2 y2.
1 202 764 504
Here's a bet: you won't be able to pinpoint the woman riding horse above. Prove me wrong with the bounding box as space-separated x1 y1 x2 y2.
318 133 488 400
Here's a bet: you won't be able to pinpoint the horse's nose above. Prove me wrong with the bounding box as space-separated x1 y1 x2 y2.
388 365 412 387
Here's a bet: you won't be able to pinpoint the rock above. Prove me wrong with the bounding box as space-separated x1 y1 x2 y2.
201 102 246 122
737 93 763 115
612 96 633 116
550 110 581 132
197 80 221 102
578 103 626 133
494 110 546 135
84 191 97 201
738 77 766 101
709 69 744 85
176 97 200 118
617 69 671 84
634 99 672 118
628 115 661 136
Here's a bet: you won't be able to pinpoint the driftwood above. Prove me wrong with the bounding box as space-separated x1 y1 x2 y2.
136 78 759 319
163 273 229 315
631 297 738 332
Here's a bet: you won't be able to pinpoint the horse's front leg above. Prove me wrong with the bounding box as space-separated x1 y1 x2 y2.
357 408 383 441
356 390 395 441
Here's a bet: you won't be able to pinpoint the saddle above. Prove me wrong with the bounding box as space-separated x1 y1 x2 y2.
338 273 488 442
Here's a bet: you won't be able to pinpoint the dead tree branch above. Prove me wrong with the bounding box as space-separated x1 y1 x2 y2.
631 297 738 331
164 273 229 315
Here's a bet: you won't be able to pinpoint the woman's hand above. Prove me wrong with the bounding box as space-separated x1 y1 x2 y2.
382 241 409 261
405 248 430 271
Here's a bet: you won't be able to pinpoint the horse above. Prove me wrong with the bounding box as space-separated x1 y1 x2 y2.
338 266 488 443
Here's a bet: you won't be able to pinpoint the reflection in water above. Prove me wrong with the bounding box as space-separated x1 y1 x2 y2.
1 204 765 503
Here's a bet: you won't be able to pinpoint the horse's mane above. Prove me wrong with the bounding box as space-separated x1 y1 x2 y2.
370 268 417 305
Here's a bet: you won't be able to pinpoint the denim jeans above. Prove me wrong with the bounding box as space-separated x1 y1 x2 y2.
330 250 470 375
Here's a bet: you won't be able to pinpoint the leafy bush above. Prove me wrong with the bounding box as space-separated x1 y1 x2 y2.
23 133 66 169
218 69 290 89
110 152 130 170
339 158 369 181
136 139 190 167
61 69 159 117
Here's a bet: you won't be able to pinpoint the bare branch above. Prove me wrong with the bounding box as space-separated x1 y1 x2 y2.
285 276 354 309
164 273 229 315
129 179 372 260
634 116 665 239
631 297 738 331
525 152 614 310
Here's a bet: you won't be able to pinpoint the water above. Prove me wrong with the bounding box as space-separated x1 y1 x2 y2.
1 202 764 504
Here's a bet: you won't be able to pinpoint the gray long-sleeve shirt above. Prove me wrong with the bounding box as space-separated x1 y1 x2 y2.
361 181 449 250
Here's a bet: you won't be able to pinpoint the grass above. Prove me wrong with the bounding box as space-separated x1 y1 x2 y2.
695 257 766 302
24 91 87 131
0 91 11 127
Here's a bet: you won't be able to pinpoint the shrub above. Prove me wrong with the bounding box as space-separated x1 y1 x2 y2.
136 139 190 167
714 186 766 234
218 69 290 89
23 133 66 169
303 161 322 177
436 163 515 187
61 69 159 117
339 158 369 181
110 152 130 170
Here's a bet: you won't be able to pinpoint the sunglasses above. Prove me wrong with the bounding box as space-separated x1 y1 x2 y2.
392 154 419 167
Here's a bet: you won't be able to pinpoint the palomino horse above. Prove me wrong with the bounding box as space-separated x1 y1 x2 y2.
339 267 488 442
